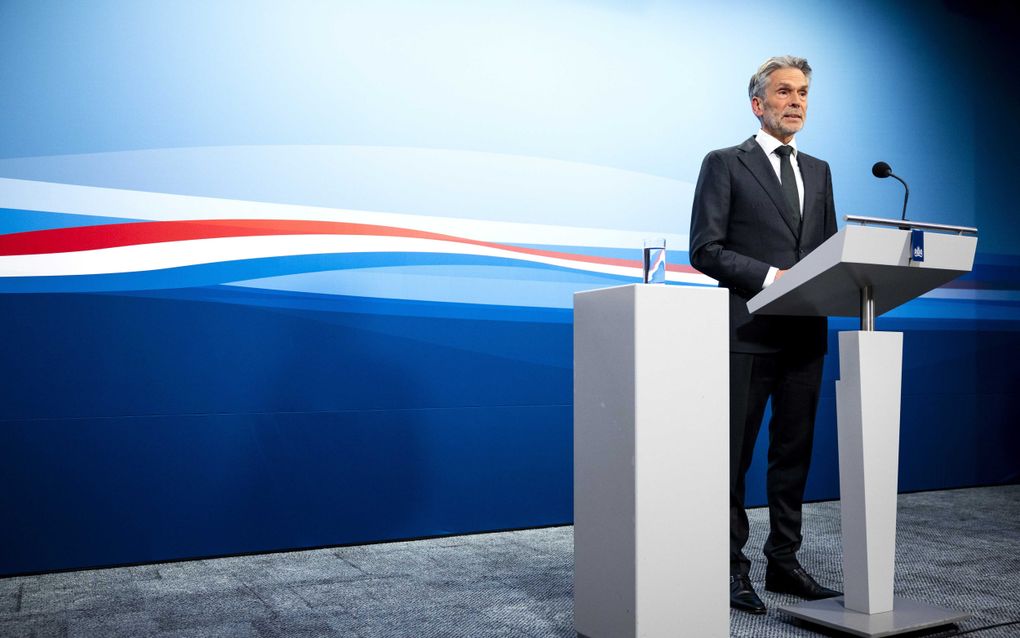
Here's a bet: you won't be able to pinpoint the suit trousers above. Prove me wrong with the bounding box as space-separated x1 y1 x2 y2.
729 348 824 577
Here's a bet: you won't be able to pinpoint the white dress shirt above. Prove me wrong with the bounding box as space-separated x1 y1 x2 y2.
754 129 804 288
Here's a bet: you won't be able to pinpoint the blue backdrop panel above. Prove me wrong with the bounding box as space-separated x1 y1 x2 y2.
0 289 572 574
0 290 572 420
2 407 571 575
1 0 1019 575
3 292 1017 574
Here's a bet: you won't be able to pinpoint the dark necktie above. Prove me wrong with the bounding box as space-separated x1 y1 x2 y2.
774 145 800 217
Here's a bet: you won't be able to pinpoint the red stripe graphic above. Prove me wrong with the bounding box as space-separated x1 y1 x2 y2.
0 219 700 274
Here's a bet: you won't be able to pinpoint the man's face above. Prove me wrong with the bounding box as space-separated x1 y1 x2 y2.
751 67 809 143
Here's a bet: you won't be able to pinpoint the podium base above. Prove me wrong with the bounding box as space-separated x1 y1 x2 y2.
779 596 970 637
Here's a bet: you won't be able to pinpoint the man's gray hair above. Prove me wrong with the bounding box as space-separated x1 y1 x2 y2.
748 56 812 101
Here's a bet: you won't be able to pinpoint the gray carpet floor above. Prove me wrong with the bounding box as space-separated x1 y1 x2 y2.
1 485 1018 638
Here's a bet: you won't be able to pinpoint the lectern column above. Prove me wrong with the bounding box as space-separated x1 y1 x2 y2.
836 331 903 614
573 284 728 638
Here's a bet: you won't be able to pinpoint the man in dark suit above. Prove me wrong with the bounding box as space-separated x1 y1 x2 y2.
689 55 840 615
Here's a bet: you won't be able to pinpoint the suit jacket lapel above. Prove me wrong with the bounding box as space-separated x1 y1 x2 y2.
736 137 801 240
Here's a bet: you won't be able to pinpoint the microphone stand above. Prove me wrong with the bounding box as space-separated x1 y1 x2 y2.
888 173 909 222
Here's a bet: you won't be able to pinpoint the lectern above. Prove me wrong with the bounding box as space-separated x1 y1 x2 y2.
574 284 729 638
748 216 978 637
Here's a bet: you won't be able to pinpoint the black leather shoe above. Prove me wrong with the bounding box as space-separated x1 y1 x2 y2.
730 575 767 614
765 566 841 600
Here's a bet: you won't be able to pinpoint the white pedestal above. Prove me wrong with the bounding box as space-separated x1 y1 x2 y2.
573 284 728 638
780 331 969 636
838 331 903 614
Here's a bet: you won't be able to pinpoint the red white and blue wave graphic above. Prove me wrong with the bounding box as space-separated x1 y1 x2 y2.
0 177 708 305
1 175 1018 320
0 218 707 284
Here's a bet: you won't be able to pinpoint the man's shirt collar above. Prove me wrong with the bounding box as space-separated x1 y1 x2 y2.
755 129 798 157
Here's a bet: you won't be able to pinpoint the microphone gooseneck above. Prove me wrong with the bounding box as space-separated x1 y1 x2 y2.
872 161 909 221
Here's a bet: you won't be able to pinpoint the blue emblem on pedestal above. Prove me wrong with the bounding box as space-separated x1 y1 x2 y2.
910 229 924 262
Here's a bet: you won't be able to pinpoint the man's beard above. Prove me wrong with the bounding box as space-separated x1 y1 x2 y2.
764 108 803 137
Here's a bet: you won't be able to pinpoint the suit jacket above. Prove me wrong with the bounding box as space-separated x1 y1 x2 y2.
689 136 837 355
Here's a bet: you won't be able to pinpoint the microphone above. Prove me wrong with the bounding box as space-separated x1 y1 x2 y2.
871 161 909 221
871 161 892 178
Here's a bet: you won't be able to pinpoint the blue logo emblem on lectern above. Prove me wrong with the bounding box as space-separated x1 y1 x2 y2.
910 229 924 262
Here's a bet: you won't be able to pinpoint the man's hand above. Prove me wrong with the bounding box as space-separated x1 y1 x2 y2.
775 269 788 282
